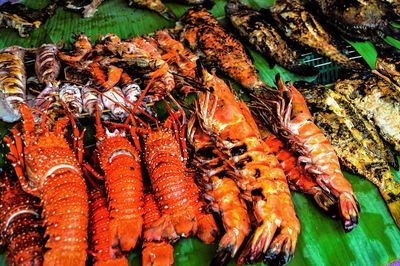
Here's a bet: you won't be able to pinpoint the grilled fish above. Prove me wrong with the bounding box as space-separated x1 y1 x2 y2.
0 46 26 122
335 70 400 153
0 2 57 37
309 0 399 43
128 0 176 20
270 0 363 69
375 49 400 88
180 7 267 92
299 83 400 227
379 0 400 20
225 0 318 76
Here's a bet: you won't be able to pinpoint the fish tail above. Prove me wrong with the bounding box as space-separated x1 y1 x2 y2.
380 184 400 228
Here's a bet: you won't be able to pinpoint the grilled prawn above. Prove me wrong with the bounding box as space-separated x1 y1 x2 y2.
260 129 337 214
180 8 267 92
251 76 360 232
4 103 89 266
188 120 251 265
193 68 300 265
0 172 44 266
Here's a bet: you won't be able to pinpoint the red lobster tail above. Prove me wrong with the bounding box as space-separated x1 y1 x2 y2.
88 187 128 266
1 172 44 266
42 171 88 266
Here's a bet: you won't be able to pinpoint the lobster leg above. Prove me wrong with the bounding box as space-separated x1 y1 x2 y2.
68 112 86 164
3 130 40 197
82 163 105 181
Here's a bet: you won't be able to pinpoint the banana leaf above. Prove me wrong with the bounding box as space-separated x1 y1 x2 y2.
1 1 400 265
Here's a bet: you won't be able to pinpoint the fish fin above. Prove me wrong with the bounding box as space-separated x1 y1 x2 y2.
381 186 400 228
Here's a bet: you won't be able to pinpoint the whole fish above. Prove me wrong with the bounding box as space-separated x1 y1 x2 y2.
309 0 399 43
298 83 400 227
0 2 57 37
128 0 176 20
35 44 61 85
270 0 363 69
0 46 26 122
334 70 400 153
180 7 267 92
225 0 318 76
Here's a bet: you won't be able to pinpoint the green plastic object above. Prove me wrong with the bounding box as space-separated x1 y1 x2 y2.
0 1 400 265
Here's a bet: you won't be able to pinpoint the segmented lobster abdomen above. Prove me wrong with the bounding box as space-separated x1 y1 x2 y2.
142 190 174 266
41 170 88 266
143 188 178 242
144 130 197 237
0 175 44 266
89 188 128 266
104 155 144 251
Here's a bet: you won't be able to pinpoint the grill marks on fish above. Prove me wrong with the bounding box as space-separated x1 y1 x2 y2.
270 0 363 69
335 71 400 153
309 0 396 42
180 8 267 92
225 0 317 76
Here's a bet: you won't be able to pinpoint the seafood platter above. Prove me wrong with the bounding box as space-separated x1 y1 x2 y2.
0 0 400 265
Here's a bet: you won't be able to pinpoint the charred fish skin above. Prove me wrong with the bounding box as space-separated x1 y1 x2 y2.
309 0 398 42
0 2 57 37
379 0 400 20
0 46 26 123
298 82 399 169
269 0 363 69
128 0 176 20
334 70 400 154
180 7 267 92
299 83 400 227
35 44 61 85
225 0 318 76
376 49 400 88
